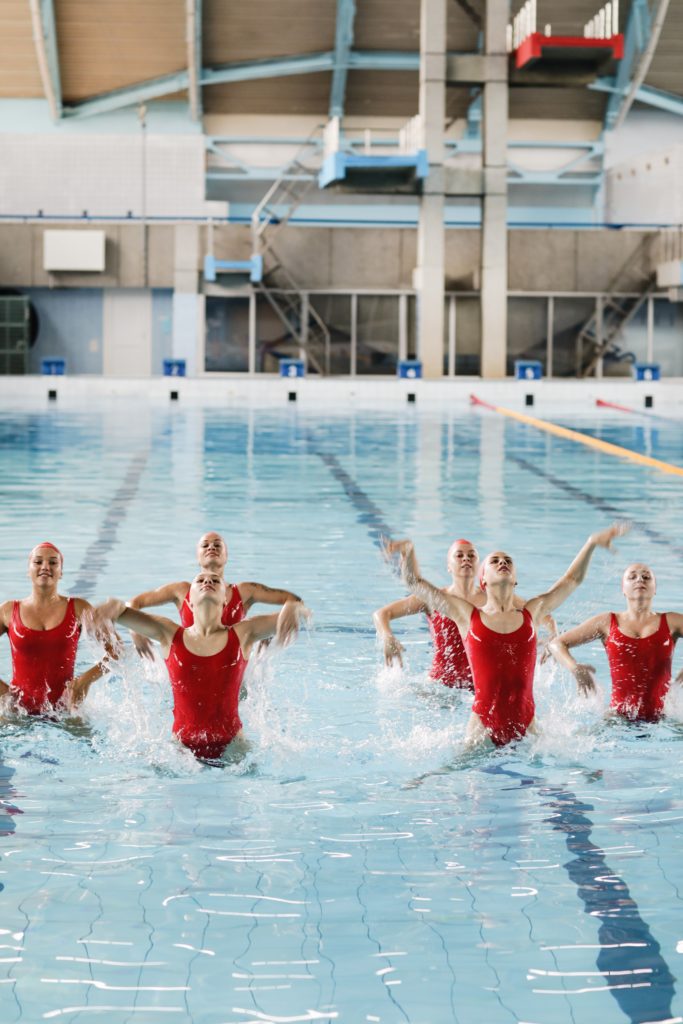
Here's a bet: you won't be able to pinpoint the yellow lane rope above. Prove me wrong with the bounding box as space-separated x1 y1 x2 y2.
469 394 683 479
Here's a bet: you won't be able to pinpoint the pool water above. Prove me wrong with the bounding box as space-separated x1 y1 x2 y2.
0 398 682 1024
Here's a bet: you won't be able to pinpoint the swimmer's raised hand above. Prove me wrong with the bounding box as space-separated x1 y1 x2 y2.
590 522 631 551
381 537 414 562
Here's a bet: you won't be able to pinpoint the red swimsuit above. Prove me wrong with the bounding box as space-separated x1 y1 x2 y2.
426 611 473 689
604 613 674 722
180 584 244 628
165 626 247 759
8 598 81 714
465 607 537 746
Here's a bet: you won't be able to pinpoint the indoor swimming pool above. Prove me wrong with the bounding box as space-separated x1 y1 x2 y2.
0 396 682 1024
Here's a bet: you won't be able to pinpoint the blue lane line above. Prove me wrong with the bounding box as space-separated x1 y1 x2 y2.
69 450 149 598
316 452 394 550
485 765 676 1024
505 450 683 560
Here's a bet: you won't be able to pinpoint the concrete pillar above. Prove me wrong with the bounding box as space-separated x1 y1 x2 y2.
414 0 446 379
172 224 201 375
480 0 509 379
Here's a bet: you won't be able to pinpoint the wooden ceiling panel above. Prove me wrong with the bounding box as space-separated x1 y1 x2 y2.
56 0 186 101
510 87 606 119
203 1 335 65
0 1 43 97
345 71 418 117
354 0 419 51
203 73 331 115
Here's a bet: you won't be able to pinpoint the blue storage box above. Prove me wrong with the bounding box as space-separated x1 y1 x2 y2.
280 358 305 378
633 363 660 381
514 360 542 381
398 359 422 379
163 359 186 377
41 358 65 375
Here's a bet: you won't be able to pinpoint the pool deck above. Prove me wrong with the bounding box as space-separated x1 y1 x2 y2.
0 374 680 410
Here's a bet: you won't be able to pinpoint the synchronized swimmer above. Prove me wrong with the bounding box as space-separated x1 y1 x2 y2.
0 523 680 760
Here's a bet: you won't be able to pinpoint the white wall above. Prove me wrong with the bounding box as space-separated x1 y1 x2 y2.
103 289 152 377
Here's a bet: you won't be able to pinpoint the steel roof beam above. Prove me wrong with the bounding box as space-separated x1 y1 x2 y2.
187 0 203 121
329 0 356 119
593 78 683 117
604 0 652 129
28 0 63 120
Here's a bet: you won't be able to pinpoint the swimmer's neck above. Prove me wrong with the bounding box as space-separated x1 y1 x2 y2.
481 581 517 614
27 585 62 606
446 577 478 601
624 597 655 618
198 560 225 575
188 602 225 637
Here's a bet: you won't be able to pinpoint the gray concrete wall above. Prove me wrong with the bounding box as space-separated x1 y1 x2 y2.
0 223 661 294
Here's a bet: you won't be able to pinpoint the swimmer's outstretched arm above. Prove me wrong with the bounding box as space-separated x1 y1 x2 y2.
89 599 179 659
373 596 426 667
525 522 629 620
384 539 472 634
548 613 611 696
126 583 189 659
238 582 303 612
233 600 310 659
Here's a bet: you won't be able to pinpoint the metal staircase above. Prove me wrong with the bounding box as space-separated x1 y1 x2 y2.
576 233 658 378
251 132 332 375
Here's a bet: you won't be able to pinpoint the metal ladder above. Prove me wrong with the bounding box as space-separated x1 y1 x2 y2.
251 131 332 375
576 233 658 378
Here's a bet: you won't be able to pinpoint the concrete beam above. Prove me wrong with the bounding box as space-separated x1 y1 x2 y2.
187 0 203 121
480 0 508 380
446 53 507 85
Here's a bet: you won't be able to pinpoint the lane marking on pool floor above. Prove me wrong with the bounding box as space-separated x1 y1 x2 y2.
315 452 394 551
69 449 150 598
485 765 676 1024
471 394 683 478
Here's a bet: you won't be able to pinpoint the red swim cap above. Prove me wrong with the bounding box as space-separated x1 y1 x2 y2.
453 538 474 547
31 541 63 563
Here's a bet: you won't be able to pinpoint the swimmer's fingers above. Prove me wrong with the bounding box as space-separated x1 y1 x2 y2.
381 537 413 562
131 632 155 661
592 521 631 551
383 636 404 668
575 663 597 696
674 668 683 687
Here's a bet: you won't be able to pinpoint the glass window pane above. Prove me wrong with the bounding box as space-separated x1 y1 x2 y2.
308 295 352 376
454 297 481 375
356 296 399 375
507 298 548 375
652 299 683 376
205 296 249 372
552 298 596 377
255 295 298 373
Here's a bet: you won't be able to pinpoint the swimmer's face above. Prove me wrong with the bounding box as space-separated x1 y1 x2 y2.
447 541 478 578
189 572 226 608
28 546 63 585
622 563 655 600
482 551 516 588
196 532 227 570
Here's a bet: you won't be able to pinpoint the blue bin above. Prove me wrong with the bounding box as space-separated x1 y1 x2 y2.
398 359 422 379
163 359 186 377
41 358 65 375
634 363 660 381
280 358 305 378
514 359 542 381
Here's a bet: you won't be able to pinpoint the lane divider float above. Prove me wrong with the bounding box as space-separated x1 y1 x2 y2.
596 398 679 424
469 393 683 479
